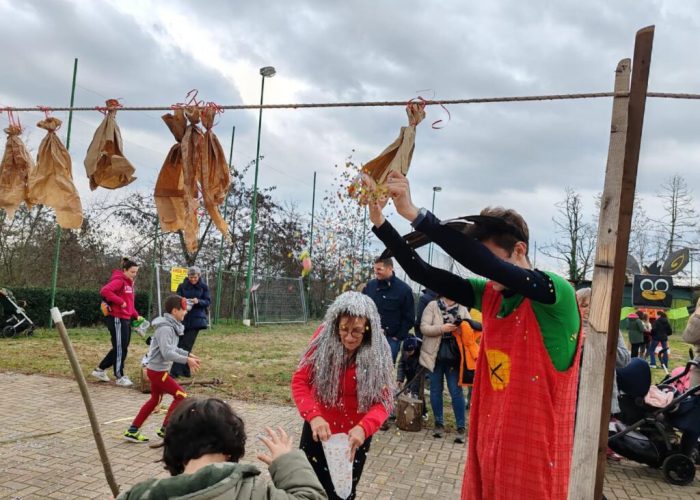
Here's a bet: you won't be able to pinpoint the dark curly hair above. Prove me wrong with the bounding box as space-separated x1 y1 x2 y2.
160 397 246 476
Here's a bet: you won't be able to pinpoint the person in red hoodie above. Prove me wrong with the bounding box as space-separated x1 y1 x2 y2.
291 291 395 500
92 257 140 387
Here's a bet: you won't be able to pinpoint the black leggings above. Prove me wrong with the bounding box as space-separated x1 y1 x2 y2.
299 421 371 500
98 316 132 378
631 342 645 358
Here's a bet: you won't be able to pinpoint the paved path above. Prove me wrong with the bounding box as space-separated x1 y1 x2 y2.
0 373 698 499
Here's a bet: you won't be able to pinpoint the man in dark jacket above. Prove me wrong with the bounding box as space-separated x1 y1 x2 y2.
362 256 415 363
650 311 672 369
171 266 211 378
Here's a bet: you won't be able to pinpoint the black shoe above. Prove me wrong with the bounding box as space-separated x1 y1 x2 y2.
380 421 391 431
433 424 444 438
454 427 466 444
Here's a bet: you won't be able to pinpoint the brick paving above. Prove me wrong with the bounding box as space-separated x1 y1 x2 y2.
0 372 698 499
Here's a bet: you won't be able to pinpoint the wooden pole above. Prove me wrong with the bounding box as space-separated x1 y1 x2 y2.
568 25 654 500
51 307 120 497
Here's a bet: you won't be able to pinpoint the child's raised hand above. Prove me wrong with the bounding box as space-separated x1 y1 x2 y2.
257 426 293 465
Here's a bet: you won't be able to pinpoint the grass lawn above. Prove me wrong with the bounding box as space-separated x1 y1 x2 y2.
0 322 315 406
1 321 696 415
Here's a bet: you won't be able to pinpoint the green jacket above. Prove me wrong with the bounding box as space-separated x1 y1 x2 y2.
626 316 645 344
116 450 327 500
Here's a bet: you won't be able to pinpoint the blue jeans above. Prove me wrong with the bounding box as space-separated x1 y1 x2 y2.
649 339 669 367
386 337 402 364
430 361 466 428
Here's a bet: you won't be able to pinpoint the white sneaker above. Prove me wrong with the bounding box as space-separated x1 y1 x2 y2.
91 369 110 382
116 376 133 387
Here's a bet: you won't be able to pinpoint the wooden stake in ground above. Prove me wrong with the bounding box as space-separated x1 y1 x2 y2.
51 307 120 497
568 25 654 500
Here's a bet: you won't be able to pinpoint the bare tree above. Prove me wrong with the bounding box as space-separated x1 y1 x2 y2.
652 174 698 259
543 187 596 282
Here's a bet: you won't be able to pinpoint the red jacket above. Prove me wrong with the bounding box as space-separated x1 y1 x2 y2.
291 328 389 438
100 270 138 320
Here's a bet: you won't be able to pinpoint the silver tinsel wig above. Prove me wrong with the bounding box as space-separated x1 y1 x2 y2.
299 291 396 413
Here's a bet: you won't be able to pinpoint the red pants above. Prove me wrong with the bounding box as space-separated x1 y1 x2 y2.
132 369 187 428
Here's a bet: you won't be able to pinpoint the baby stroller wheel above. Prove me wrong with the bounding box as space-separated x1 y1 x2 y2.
662 453 695 485
1 325 15 338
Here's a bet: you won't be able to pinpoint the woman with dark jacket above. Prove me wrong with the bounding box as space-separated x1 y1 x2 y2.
650 311 672 369
170 266 210 378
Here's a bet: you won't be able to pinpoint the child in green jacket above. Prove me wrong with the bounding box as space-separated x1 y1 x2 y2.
117 397 326 500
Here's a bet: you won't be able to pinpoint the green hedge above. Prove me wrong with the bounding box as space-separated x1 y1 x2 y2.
3 287 149 327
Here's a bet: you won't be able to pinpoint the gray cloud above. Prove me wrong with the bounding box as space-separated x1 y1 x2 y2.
2 0 700 274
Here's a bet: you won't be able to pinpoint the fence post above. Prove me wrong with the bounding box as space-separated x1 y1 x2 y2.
48 57 78 327
214 126 236 326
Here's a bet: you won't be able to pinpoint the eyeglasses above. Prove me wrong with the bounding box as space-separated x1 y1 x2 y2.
338 325 367 338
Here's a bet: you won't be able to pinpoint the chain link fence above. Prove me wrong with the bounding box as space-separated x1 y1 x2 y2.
145 265 307 325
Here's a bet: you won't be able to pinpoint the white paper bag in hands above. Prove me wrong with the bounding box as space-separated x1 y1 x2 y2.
321 433 353 499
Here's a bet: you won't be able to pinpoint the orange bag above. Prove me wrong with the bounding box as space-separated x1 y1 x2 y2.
154 109 187 232
200 105 231 241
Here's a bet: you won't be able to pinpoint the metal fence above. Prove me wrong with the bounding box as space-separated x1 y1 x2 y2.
146 265 307 325
252 276 307 324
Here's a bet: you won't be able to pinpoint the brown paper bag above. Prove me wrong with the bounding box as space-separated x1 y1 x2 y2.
26 117 83 229
362 103 426 183
200 106 231 241
84 99 137 190
180 107 204 253
154 109 187 232
0 125 35 218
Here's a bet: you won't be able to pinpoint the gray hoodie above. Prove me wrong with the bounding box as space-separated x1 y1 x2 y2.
147 313 189 371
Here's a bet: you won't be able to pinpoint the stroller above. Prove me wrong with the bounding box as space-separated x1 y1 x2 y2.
608 355 700 485
0 288 36 338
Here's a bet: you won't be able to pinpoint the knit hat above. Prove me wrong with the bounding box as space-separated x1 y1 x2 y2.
188 266 201 276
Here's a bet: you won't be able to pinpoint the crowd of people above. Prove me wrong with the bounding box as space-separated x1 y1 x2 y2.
93 171 700 499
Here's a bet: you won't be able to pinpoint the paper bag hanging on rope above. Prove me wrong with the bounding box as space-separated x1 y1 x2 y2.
180 106 204 253
0 124 35 218
362 102 426 184
26 117 83 229
200 105 231 241
84 99 137 190
154 108 187 232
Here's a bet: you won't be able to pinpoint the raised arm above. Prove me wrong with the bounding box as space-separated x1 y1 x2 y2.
372 220 476 308
378 172 556 305
412 210 556 304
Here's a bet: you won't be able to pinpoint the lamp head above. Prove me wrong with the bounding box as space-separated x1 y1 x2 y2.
433 186 442 192
260 66 276 78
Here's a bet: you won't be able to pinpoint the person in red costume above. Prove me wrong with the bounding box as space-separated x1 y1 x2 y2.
364 172 582 500
92 257 140 387
291 291 395 500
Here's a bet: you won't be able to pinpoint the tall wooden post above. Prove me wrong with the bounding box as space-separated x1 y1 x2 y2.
568 25 654 500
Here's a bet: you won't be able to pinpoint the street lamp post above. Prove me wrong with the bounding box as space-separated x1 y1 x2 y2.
243 66 276 326
428 186 442 264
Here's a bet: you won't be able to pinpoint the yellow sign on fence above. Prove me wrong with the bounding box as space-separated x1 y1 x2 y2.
170 267 188 292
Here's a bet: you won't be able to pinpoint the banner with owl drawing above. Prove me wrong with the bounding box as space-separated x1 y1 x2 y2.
632 274 673 308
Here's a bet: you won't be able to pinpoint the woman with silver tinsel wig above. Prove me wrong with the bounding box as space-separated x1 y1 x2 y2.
291 291 395 500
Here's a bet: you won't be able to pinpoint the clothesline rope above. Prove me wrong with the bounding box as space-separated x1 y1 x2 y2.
0 92 698 113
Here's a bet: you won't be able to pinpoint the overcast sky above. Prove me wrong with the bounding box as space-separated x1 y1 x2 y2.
1 0 700 274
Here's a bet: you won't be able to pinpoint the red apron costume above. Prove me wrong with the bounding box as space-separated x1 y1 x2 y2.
463 283 581 500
